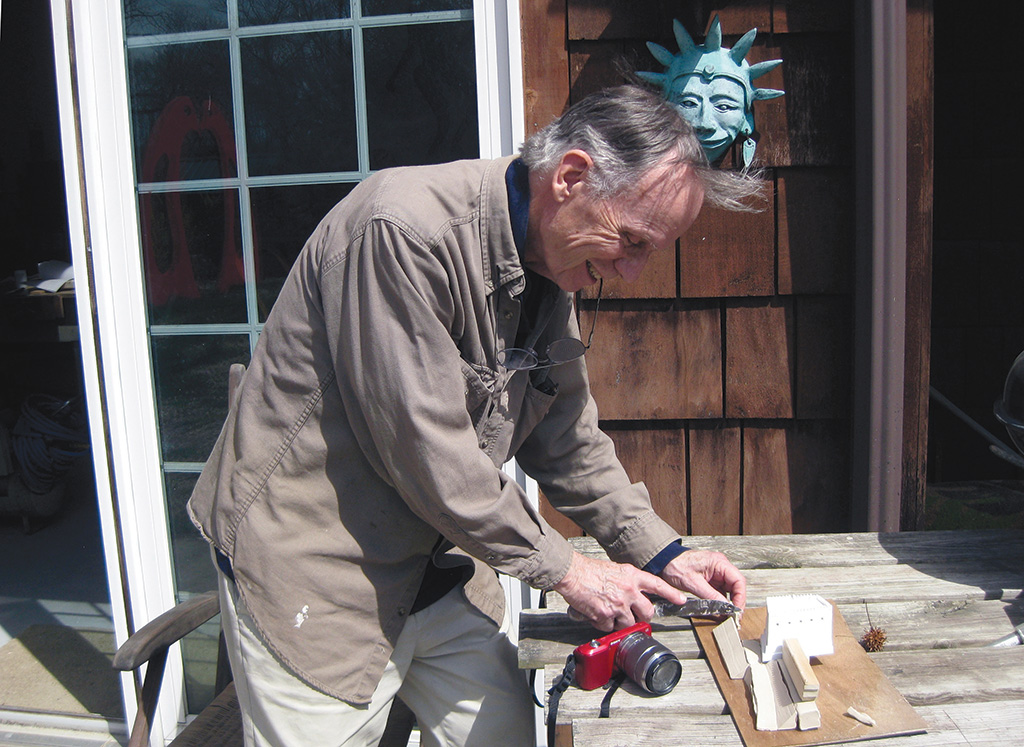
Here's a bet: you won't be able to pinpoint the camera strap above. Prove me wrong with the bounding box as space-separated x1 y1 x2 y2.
547 654 628 744
547 655 575 747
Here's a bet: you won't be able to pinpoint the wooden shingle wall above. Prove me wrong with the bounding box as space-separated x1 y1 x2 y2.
523 1 864 538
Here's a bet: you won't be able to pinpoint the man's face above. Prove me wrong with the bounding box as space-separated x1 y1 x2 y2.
526 159 704 293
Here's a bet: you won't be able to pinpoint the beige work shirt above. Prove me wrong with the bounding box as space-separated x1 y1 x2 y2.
188 156 680 704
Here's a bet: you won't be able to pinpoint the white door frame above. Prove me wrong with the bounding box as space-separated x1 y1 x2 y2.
50 0 182 738
50 0 526 741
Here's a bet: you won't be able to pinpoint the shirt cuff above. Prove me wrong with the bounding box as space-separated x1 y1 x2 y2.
642 540 689 575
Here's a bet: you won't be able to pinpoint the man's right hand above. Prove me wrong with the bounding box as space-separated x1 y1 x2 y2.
551 551 689 632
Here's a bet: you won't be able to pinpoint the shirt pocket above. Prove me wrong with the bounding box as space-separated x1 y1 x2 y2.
508 380 557 457
460 359 499 429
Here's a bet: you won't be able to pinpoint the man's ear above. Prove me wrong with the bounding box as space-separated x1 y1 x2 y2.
551 150 593 201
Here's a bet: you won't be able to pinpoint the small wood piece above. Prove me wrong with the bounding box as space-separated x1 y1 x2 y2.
796 701 821 730
846 706 876 726
713 616 750 679
781 637 819 701
769 660 798 730
745 661 778 731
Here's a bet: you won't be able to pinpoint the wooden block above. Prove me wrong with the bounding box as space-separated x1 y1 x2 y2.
777 168 853 295
712 616 749 680
725 300 794 419
796 700 821 730
781 637 820 701
753 35 854 168
606 428 686 533
584 307 722 420
795 296 851 419
769 660 799 730
688 422 741 536
521 0 569 134
679 204 775 298
741 422 851 535
745 661 777 731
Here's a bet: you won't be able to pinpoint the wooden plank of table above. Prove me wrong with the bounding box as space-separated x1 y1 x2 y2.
543 647 1024 730
570 699 1024 747
738 563 1022 607
840 598 1024 651
543 659 727 723
539 563 1021 611
566 530 1024 570
873 646 1024 706
520 599 1023 669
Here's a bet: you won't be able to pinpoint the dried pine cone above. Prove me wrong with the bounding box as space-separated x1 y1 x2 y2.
860 626 887 652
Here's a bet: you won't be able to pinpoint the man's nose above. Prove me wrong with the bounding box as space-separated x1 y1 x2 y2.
615 255 649 283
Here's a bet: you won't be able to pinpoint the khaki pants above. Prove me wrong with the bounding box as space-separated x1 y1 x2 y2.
217 565 536 747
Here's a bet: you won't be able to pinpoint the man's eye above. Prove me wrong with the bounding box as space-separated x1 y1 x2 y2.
624 235 646 250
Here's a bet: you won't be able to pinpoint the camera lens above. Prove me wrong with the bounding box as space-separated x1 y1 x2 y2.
615 631 682 695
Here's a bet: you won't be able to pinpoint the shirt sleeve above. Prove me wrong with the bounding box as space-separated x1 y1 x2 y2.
318 217 574 590
512 310 684 569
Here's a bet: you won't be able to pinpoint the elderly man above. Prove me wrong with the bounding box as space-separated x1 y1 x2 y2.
189 85 758 746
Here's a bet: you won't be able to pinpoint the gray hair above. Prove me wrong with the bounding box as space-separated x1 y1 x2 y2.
520 85 765 212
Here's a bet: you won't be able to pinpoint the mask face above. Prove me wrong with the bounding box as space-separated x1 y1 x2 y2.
670 75 747 162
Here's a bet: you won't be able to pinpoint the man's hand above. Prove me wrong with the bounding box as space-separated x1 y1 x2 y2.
552 551 689 632
660 549 747 610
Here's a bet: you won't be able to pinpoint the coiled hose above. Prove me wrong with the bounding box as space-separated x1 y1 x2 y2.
11 394 89 494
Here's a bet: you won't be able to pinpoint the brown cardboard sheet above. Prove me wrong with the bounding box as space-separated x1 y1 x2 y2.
694 604 928 747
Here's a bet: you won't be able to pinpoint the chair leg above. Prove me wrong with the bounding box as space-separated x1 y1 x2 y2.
127 648 168 747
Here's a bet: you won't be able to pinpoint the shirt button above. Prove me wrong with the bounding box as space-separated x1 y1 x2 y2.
397 607 407 617
503 310 514 319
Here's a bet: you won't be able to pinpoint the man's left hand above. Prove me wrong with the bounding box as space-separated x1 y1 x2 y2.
661 550 747 610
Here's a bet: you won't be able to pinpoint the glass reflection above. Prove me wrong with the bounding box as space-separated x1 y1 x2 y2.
151 335 251 463
363 0 471 14
123 0 227 36
128 41 234 183
165 470 220 714
141 189 247 324
250 183 355 320
364 21 478 170
239 0 350 25
242 31 358 176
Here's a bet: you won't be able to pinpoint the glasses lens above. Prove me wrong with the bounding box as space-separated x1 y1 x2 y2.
498 347 539 370
545 338 586 364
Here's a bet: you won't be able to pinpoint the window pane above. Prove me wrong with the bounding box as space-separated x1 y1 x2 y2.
363 0 471 14
239 0 350 26
151 335 251 462
165 472 214 595
127 41 235 183
364 21 478 170
140 189 247 324
242 31 357 176
123 0 227 36
250 183 355 320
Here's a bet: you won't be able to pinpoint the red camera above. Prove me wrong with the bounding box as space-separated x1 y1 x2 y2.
573 621 681 695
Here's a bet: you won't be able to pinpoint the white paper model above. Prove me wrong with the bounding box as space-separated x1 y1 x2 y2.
760 594 834 662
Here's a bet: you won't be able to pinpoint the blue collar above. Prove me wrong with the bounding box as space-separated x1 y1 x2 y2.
504 158 530 257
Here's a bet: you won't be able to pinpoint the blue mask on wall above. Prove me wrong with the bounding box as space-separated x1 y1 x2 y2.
638 15 784 167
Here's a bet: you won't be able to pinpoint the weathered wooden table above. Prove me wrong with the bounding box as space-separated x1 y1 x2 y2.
518 530 1024 746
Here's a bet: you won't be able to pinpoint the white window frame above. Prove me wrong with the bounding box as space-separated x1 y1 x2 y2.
50 0 525 741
